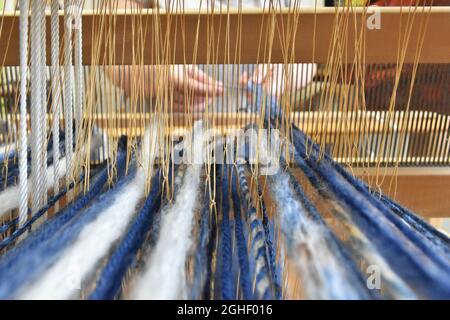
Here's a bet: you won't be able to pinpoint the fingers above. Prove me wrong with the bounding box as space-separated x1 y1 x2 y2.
187 66 224 96
169 89 208 112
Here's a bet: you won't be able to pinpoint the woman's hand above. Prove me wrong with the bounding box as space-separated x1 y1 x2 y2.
165 65 224 112
105 64 223 113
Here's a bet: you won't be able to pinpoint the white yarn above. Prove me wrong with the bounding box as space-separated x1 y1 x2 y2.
19 169 146 300
142 117 159 183
130 122 204 300
18 0 29 227
130 165 201 300
0 160 67 219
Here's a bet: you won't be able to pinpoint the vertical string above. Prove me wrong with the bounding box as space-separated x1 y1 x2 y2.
64 0 74 188
18 0 30 227
51 0 61 202
74 0 83 146
30 0 43 213
40 0 47 207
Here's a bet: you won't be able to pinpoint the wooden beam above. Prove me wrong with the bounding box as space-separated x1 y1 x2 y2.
0 7 449 65
352 167 450 218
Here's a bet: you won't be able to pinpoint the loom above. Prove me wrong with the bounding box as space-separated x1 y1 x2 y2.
0 0 449 300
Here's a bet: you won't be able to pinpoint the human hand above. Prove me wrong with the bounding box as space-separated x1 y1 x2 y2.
239 63 317 102
165 65 224 112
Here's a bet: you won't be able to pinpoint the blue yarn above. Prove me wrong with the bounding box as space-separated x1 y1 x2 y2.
0 169 19 190
231 168 253 300
0 218 17 235
236 142 281 299
256 183 281 300
190 186 211 300
291 133 450 298
285 155 416 298
292 128 450 270
220 165 234 300
0 174 83 247
213 219 224 299
235 164 273 300
379 194 450 258
89 168 164 300
230 219 241 296
203 178 218 300
0 146 126 298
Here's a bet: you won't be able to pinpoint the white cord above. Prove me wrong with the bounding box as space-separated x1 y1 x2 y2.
64 0 74 187
51 0 61 199
30 0 43 213
39 0 48 207
18 0 30 227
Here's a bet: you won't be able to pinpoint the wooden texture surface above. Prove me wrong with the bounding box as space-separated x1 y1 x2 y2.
0 7 449 65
